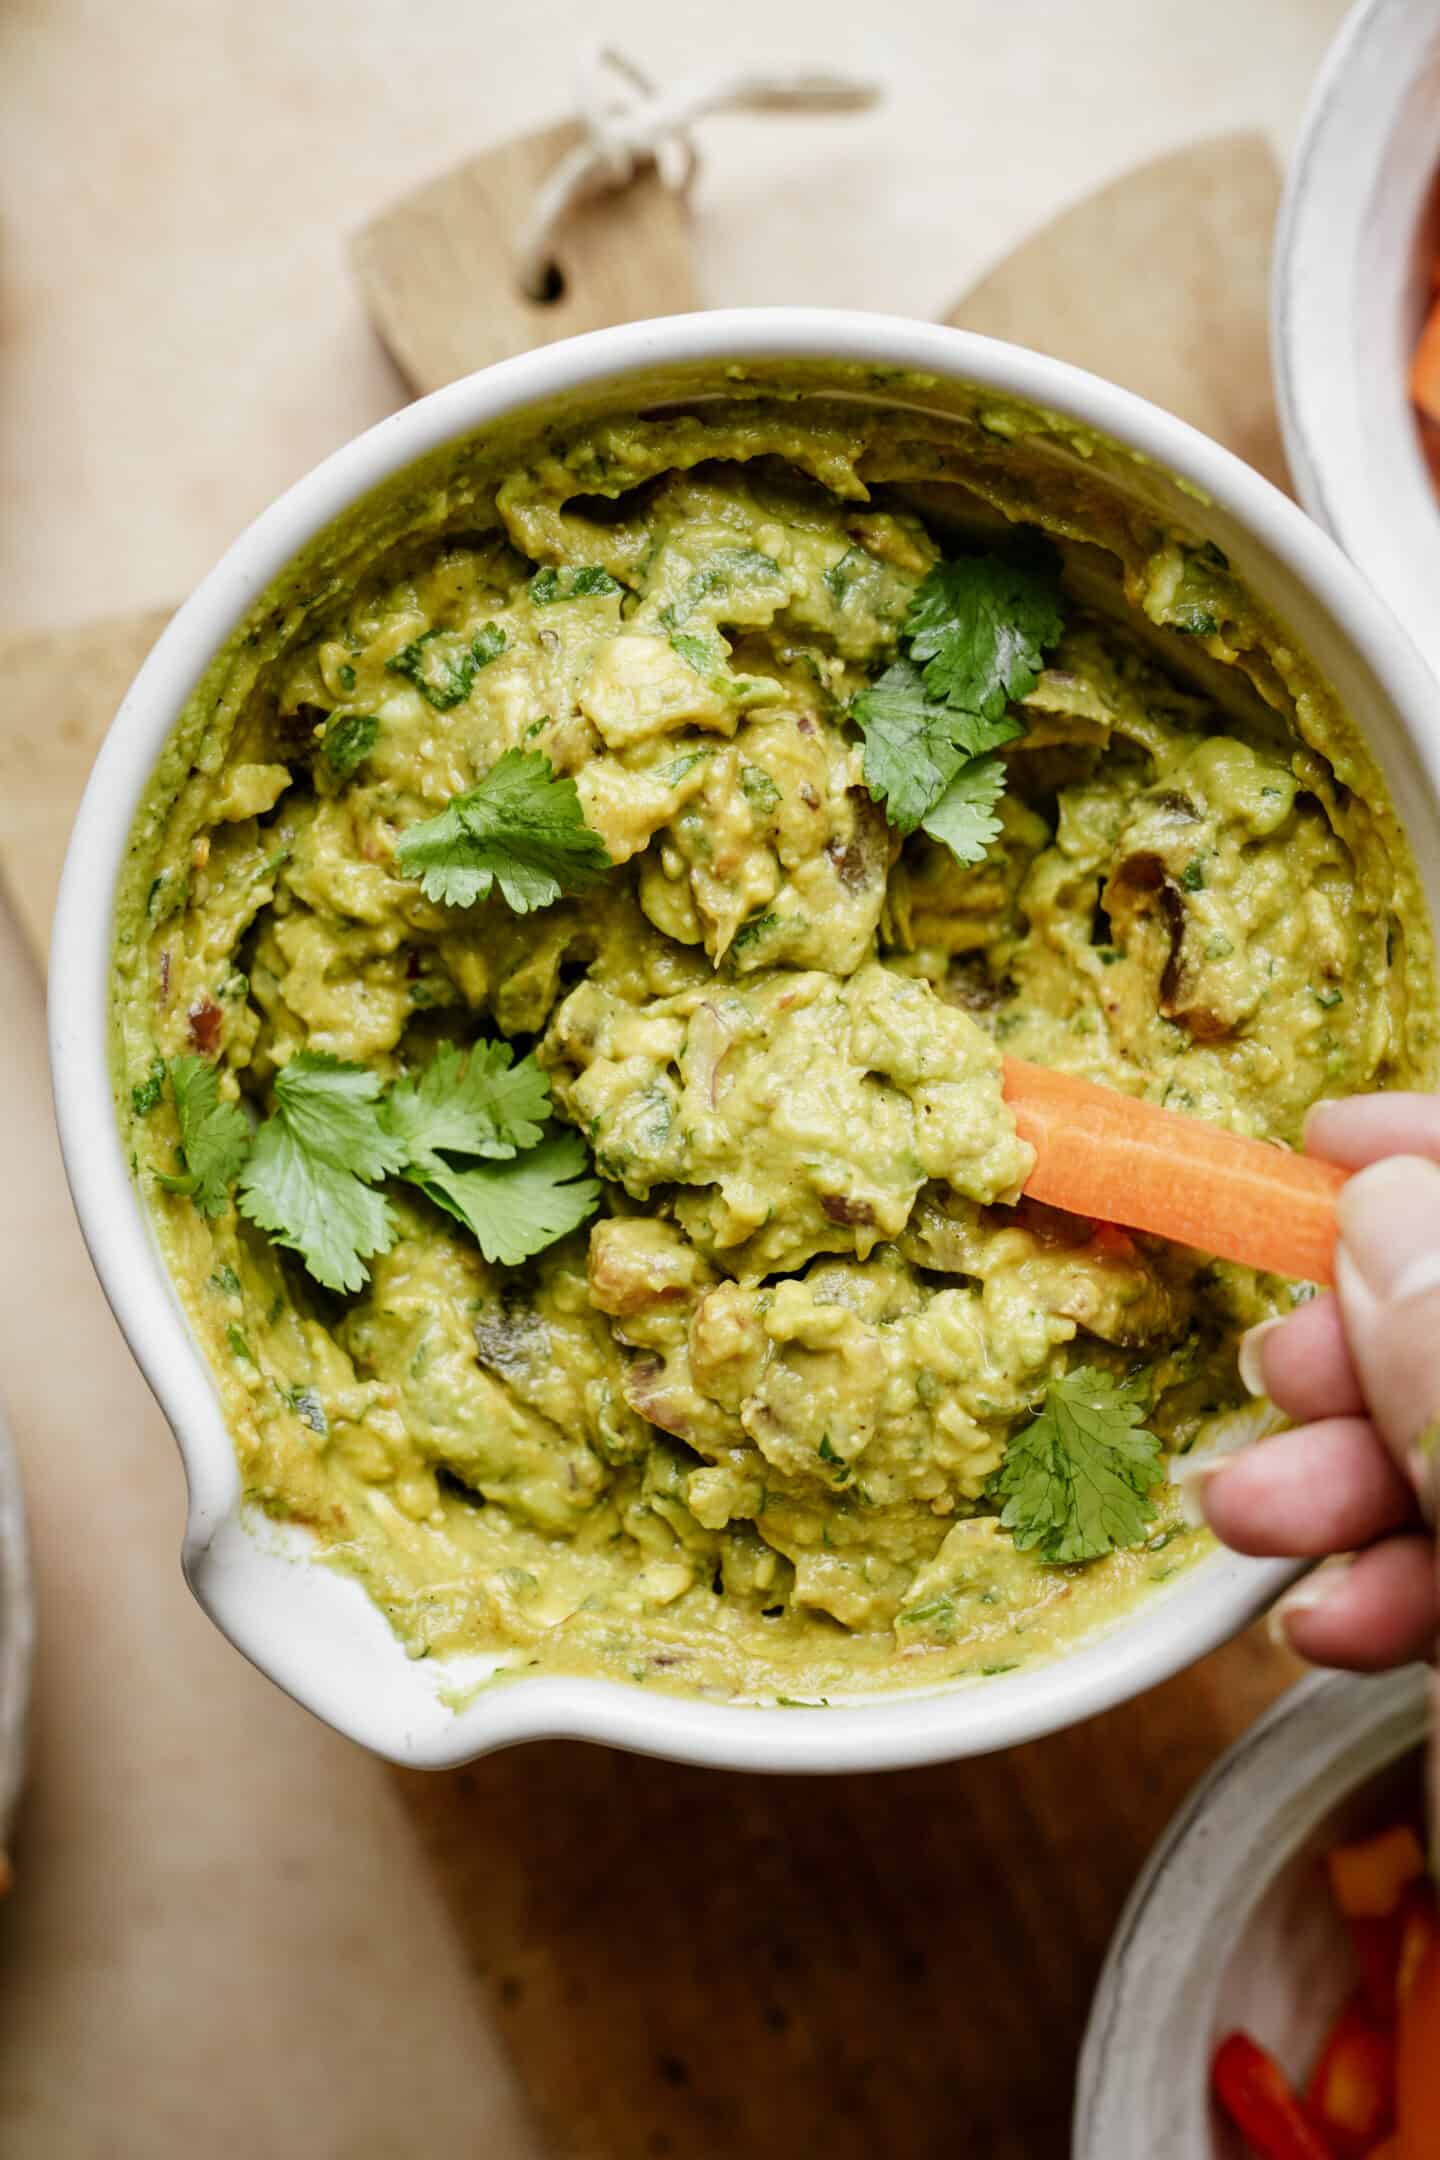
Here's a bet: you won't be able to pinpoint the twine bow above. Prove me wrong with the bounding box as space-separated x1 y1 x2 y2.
514 47 883 300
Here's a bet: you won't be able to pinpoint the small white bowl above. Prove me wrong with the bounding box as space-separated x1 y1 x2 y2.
1274 0 1440 683
1075 1664 1430 2158
47 309 1440 1771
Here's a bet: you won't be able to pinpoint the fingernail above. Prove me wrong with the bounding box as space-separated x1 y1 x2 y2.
1237 1318 1283 1398
1169 1448 1234 1528
1335 1157 1440 1300
1266 1556 1354 1654
1407 1418 1440 1530
1168 1400 1284 1527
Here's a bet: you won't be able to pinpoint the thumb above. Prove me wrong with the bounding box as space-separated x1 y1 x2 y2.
1334 1154 1440 1521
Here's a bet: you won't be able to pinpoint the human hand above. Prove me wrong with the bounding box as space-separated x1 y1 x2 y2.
1186 1093 1440 1670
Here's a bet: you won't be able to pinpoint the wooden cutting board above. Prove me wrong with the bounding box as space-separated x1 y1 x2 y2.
0 131 1302 2160
0 611 171 963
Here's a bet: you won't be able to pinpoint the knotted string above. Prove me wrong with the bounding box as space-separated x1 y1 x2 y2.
514 47 883 300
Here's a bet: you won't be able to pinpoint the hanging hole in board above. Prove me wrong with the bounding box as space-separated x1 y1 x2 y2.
530 261 566 306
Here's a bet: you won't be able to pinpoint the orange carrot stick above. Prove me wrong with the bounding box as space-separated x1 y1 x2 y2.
1001 1057 1347 1284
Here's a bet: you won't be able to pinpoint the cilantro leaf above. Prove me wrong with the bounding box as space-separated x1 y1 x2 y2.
236 1053 405 1294
990 1366 1164 1564
386 624 506 710
823 547 866 605
852 659 1019 833
154 1055 252 1217
732 908 779 952
919 755 1006 865
529 565 622 604
383 1040 550 1172
659 547 783 629
131 1054 167 1117
669 629 721 677
256 1054 406 1182
408 1131 602 1266
394 750 612 914
850 551 1064 854
739 762 781 814
324 712 379 780
906 554 1063 722
239 1123 396 1296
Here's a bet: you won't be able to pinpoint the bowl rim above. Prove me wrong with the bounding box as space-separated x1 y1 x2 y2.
1073 1663 1430 2157
48 304 1440 1772
1272 0 1440 681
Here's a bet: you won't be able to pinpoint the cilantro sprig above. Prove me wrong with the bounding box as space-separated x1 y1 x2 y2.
395 750 612 915
154 1056 252 1218
905 556 1063 722
852 551 1064 864
990 1366 1164 1564
151 1040 600 1293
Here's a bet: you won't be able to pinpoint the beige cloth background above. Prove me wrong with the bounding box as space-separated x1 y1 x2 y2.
0 2 1348 2152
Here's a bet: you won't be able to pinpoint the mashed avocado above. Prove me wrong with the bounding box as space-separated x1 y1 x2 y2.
110 375 1437 1701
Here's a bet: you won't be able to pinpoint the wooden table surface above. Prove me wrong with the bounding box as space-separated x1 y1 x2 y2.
0 4 1343 2153
396 1629 1296 2158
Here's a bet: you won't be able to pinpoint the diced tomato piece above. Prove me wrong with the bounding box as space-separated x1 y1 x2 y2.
1349 1884 1436 2021
1363 2140 1399 2160
1397 1926 1440 2159
1089 1221 1137 1259
1397 1935 1440 2156
1213 2031 1338 2159
1395 1889 1440 2013
1328 1828 1428 1921
1307 1990 1396 2155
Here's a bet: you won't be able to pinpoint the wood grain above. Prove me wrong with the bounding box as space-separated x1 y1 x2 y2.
0 610 169 964
947 132 1288 491
350 119 699 398
396 1627 1299 2160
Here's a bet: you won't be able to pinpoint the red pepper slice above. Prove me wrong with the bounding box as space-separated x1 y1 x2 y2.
1306 1990 1396 2155
1349 1915 1405 2020
1395 1890 1440 2015
1349 1882 1439 2021
1213 2031 1337 2160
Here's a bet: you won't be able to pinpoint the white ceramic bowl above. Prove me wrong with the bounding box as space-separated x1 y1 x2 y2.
47 309 1440 1771
1274 0 1440 683
1075 1663 1430 2158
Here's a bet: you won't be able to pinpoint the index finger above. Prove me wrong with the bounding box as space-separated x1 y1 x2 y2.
1305 1092 1440 1170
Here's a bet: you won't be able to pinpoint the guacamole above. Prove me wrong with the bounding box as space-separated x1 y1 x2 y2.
110 376 1436 1702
